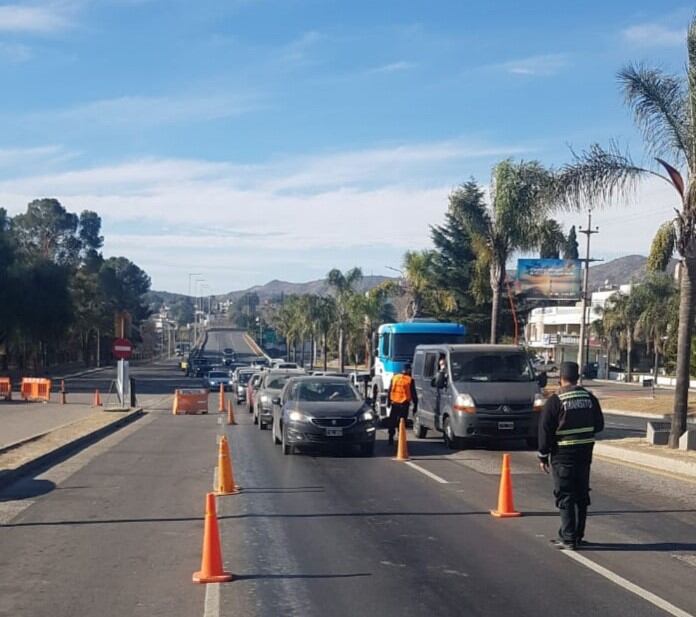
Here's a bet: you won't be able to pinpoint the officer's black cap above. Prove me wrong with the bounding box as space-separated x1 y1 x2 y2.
560 361 579 383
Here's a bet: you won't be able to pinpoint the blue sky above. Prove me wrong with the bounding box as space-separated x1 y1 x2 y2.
0 1 690 293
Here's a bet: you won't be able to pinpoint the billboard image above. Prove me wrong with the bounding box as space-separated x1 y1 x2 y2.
516 259 581 299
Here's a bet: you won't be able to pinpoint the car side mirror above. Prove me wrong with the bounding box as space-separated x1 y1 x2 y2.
537 372 548 388
272 396 281 406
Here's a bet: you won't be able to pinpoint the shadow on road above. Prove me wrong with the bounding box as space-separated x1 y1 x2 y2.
0 478 56 502
234 572 372 581
580 541 696 552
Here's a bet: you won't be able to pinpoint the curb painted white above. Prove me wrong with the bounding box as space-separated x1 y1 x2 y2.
594 442 696 478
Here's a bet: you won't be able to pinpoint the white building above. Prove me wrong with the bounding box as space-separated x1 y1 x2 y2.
525 285 631 364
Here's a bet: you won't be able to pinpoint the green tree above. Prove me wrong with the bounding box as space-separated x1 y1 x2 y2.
555 20 696 446
537 219 566 259
453 160 555 343
563 225 580 260
327 267 363 372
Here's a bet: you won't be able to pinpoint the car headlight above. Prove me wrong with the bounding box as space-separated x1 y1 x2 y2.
533 393 545 412
288 410 309 422
453 393 476 414
260 394 270 403
362 410 375 422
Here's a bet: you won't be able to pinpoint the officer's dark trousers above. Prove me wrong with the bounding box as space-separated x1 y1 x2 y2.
551 455 592 543
388 403 410 440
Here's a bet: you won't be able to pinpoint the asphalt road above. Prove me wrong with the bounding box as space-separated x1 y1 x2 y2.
2 355 696 617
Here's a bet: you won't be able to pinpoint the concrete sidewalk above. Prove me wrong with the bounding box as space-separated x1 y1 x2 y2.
596 438 696 479
0 393 99 450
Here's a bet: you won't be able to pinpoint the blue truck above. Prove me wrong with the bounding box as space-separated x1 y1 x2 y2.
370 320 466 418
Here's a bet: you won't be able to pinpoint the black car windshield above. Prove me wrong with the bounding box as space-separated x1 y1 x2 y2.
296 381 360 402
450 352 534 383
237 373 253 385
266 375 291 390
209 371 228 378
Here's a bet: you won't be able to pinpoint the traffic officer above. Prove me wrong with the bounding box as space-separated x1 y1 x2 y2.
387 363 418 445
538 361 604 550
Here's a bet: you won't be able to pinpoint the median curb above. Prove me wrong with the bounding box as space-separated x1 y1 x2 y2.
0 407 144 491
595 440 696 479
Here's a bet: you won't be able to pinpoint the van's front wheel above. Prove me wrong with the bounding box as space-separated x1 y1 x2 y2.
413 414 428 439
443 416 458 449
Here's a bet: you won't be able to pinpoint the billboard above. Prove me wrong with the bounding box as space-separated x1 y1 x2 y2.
516 259 581 299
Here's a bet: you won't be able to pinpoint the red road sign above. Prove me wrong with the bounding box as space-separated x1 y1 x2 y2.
112 337 133 360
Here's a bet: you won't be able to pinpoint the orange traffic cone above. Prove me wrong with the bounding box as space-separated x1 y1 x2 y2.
215 436 240 495
490 453 521 518
393 417 410 461
192 493 233 584
93 389 102 407
172 390 179 415
227 400 237 426
218 383 225 413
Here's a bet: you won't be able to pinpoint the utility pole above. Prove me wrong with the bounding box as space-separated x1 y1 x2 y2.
577 210 600 382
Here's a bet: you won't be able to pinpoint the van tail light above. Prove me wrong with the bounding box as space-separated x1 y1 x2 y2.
453 393 476 414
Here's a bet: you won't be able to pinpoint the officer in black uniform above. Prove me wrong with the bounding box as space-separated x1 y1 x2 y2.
538 361 604 550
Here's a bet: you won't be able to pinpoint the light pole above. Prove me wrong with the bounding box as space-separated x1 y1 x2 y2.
193 277 205 344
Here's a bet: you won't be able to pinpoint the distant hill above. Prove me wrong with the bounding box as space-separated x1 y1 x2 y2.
587 254 677 290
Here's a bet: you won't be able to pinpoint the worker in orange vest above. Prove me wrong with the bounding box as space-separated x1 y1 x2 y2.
387 363 418 445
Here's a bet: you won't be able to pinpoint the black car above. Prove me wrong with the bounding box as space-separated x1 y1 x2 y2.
270 376 377 456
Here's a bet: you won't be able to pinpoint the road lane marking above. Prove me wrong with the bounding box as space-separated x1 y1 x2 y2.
563 550 695 617
405 461 448 484
203 583 220 617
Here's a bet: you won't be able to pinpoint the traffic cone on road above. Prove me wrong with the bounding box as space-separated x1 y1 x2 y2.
93 389 102 407
172 390 179 415
227 400 237 426
192 492 233 584
218 383 225 413
393 417 410 461
490 453 521 518
215 436 240 495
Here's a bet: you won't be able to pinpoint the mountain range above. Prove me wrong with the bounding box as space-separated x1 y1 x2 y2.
146 255 676 307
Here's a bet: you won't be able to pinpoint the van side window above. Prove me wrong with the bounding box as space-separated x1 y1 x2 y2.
423 352 437 378
413 352 425 376
381 333 391 357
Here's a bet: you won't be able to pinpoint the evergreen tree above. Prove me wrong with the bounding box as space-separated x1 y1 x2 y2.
563 225 580 260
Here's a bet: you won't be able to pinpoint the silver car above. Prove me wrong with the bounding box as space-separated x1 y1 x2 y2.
253 369 304 429
233 367 255 404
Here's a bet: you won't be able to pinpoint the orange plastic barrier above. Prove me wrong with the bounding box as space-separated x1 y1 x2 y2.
0 377 12 401
20 378 52 402
172 388 209 415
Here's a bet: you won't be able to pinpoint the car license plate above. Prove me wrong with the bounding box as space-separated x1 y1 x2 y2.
498 421 514 430
326 428 343 437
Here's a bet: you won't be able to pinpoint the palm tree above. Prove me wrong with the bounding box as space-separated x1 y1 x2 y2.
352 284 396 371
554 20 696 446
402 250 434 318
327 267 362 372
314 296 336 372
634 274 678 378
536 219 566 258
453 160 555 343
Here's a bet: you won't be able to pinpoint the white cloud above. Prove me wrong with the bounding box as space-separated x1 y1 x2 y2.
0 41 32 61
0 4 71 33
497 53 568 76
0 144 75 169
30 93 261 127
277 30 323 66
365 61 417 75
0 138 530 290
622 23 684 47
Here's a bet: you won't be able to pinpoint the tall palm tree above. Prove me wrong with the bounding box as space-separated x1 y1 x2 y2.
602 292 643 382
313 296 336 372
453 160 555 343
352 284 396 371
402 250 434 318
536 219 566 258
555 19 696 446
634 273 678 378
327 267 362 373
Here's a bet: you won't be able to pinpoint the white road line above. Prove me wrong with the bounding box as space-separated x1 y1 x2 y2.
203 583 220 617
405 461 449 484
563 550 695 617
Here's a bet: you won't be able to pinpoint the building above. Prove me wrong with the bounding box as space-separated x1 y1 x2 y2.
525 285 631 365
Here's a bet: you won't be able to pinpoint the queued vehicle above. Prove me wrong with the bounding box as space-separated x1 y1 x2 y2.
253 369 304 429
271 375 377 456
271 360 300 369
411 344 546 449
251 357 270 368
233 367 256 404
222 347 236 366
206 369 233 391
246 372 264 414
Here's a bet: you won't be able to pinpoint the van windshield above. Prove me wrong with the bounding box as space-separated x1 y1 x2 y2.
450 352 534 383
392 333 466 359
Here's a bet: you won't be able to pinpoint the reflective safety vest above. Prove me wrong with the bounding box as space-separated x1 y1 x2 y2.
390 374 413 404
555 389 596 447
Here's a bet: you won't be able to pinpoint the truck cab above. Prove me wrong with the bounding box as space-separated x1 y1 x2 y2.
370 321 466 418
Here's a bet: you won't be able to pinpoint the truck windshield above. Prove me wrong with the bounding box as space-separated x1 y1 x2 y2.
391 333 466 359
450 352 534 383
